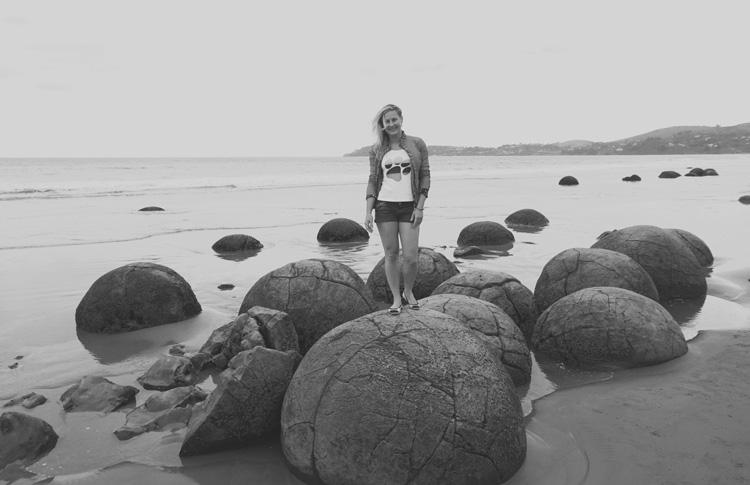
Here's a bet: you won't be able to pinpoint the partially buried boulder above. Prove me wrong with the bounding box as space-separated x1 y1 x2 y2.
137 355 197 391
532 287 687 368
453 245 484 258
317 218 369 242
180 347 301 456
559 175 579 186
457 221 515 247
667 228 713 267
366 247 459 303
211 234 263 253
138 206 164 211
75 262 201 333
658 170 681 179
420 294 531 385
534 247 659 314
114 386 207 440
740 195 750 205
281 309 526 485
685 167 705 177
60 375 138 413
591 225 707 301
0 412 58 469
239 259 376 354
622 174 641 182
504 208 549 228
432 271 538 341
703 168 718 176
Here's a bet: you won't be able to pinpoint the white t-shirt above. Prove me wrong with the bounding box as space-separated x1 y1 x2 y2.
378 149 413 202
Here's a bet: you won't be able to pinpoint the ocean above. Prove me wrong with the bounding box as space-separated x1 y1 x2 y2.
1 154 749 484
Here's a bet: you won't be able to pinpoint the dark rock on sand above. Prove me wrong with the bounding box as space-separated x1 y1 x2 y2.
622 174 642 182
240 259 375 354
453 245 484 258
534 247 659 313
366 247 459 303
75 262 201 334
668 228 714 267
316 217 369 242
532 287 687 368
658 170 681 178
0 412 58 469
420 294 531 385
281 309 526 485
432 270 538 341
217 284 234 291
114 386 207 440
2 393 47 410
504 208 549 228
138 206 164 211
198 312 266 370
211 234 263 253
137 355 197 391
180 347 301 456
60 375 138 413
457 221 515 247
559 175 579 185
685 168 705 177
703 168 718 176
246 306 300 353
739 195 750 205
592 225 707 301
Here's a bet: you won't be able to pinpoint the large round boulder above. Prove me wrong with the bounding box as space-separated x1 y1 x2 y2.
239 259 376 354
558 175 579 186
211 234 263 253
667 228 713 267
316 218 369 243
534 247 659 313
75 263 202 333
658 171 681 179
365 247 459 303
432 271 537 341
281 309 526 485
591 225 707 301
532 287 687 368
457 221 515 247
504 208 549 228
420 294 531 385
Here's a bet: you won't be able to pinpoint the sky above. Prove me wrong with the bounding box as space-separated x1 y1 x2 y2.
1 0 749 157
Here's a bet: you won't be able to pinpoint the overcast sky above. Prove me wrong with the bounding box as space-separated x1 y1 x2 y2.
1 0 749 157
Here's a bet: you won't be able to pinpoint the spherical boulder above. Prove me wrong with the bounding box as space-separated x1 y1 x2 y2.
591 225 707 301
739 195 750 205
532 287 687 368
534 248 659 313
685 167 705 177
239 259 376 354
316 218 369 243
622 174 641 182
432 271 538 341
75 263 202 333
667 228 713 267
558 175 579 186
420 294 531 385
281 309 526 485
212 234 263 253
504 208 549 228
703 168 718 176
457 221 515 247
365 247 459 303
658 171 681 179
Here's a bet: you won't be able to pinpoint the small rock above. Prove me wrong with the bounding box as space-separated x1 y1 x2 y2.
114 386 207 440
247 306 300 353
168 344 187 356
3 393 47 410
658 170 681 179
622 174 641 182
453 245 484 258
137 355 197 391
60 376 138 413
218 284 235 291
14 356 23 360
0 412 58 469
198 313 267 370
187 352 211 371
559 175 579 186
8 363 18 369
138 206 164 211
739 195 750 205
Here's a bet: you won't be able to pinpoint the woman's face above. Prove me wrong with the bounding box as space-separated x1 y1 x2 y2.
381 110 402 136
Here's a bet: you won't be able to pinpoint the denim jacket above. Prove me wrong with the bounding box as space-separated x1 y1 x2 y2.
366 132 431 204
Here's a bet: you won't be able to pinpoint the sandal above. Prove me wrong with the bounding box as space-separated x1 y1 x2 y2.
388 305 402 315
402 292 420 310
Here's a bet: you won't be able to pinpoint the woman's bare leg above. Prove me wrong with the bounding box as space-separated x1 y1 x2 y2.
399 221 420 304
377 221 402 308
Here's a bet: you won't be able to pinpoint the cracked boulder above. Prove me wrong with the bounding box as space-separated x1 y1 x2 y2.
366 247 459 304
114 386 207 440
137 355 197 390
198 312 267 369
240 259 376 354
0 412 58 469
60 375 138 412
420 294 531 385
457 221 515 247
317 218 369 243
534 247 659 314
432 271 538 341
281 308 526 485
591 225 708 301
75 262 201 333
532 287 688 368
180 347 301 456
667 228 713 267
504 208 549 228
247 306 299 353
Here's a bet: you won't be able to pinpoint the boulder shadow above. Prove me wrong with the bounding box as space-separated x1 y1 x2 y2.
661 294 707 325
214 249 262 262
508 224 546 234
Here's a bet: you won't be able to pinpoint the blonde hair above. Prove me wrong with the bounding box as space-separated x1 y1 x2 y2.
372 104 403 153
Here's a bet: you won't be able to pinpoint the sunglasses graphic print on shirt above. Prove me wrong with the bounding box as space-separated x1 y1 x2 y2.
384 160 411 181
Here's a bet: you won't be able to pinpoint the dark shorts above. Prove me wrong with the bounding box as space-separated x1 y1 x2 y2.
374 200 415 223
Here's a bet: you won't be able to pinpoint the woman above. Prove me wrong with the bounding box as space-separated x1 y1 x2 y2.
364 104 431 314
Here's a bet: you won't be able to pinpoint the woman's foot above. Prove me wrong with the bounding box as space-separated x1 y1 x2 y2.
402 291 420 310
388 303 402 315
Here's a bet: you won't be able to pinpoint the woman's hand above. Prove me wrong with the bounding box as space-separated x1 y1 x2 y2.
412 208 423 227
364 213 374 233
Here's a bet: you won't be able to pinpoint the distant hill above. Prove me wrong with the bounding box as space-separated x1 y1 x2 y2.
344 123 750 156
